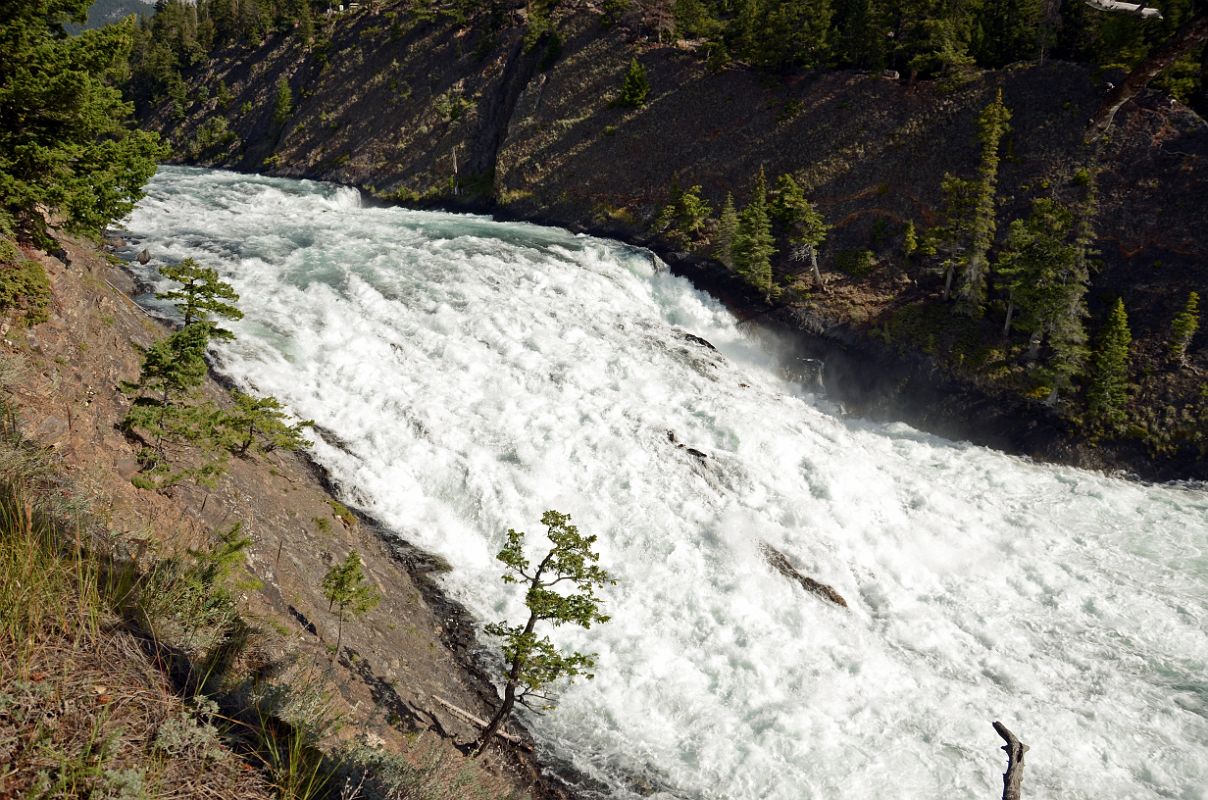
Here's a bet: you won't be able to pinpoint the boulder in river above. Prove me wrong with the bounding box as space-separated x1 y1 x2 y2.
137 248 151 264
760 542 848 608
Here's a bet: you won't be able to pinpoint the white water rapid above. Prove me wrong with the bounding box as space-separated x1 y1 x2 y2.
122 167 1208 800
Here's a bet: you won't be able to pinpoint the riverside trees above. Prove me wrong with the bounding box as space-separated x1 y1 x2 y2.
123 259 311 489
474 510 613 756
0 0 163 239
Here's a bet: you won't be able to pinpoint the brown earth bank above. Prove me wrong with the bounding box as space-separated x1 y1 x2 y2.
140 1 1208 481
5 232 593 799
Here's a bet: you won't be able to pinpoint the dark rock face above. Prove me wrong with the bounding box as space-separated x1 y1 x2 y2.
145 4 1207 479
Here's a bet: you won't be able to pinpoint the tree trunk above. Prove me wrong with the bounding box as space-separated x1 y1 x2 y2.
1026 330 1043 362
1088 12 1208 139
943 263 956 301
335 606 345 653
809 247 823 288
475 605 541 756
992 721 1029 800
1003 298 1015 337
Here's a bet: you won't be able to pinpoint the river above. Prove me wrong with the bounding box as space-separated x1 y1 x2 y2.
122 166 1208 800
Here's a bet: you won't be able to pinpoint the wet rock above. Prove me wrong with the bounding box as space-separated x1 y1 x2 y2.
760 542 848 608
685 447 708 460
678 331 718 352
137 248 151 264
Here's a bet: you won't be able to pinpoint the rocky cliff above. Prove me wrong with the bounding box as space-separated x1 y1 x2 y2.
142 1 1208 480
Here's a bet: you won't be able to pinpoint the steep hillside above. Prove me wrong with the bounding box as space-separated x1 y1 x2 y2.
139 2 1208 479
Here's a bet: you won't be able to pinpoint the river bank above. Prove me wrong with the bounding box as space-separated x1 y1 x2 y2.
5 227 586 799
141 2 1207 481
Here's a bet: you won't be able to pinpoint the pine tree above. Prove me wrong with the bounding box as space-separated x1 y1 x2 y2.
655 183 712 248
714 192 740 269
955 89 1011 317
0 3 165 237
157 258 243 340
772 173 828 287
996 198 1088 399
618 57 650 107
733 167 777 302
1086 298 1133 431
273 75 293 125
321 550 381 653
902 220 918 261
221 391 313 457
1169 290 1201 367
473 511 612 756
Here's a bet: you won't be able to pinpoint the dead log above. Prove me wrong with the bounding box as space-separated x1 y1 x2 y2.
1081 0 1162 19
430 695 532 750
1087 11 1208 138
993 721 1029 800
760 543 847 608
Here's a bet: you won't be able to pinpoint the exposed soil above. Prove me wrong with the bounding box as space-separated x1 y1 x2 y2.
5 232 585 799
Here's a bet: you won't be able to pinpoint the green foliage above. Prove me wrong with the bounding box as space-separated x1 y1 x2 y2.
955 89 1011 317
655 184 713 248
618 57 650 108
995 197 1087 395
1169 290 1200 366
0 4 164 236
273 76 294 126
321 550 380 652
733 168 777 302
714 192 739 269
1086 298 1133 431
187 116 239 159
902 220 918 260
475 510 612 755
156 258 243 339
220 391 313 457
0 239 51 325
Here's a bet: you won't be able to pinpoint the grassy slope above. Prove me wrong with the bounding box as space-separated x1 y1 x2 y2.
0 231 552 799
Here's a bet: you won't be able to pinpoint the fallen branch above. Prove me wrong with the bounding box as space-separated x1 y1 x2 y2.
993 721 1029 800
1081 0 1162 18
430 695 532 749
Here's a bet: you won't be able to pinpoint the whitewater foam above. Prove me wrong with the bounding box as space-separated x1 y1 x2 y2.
123 166 1208 800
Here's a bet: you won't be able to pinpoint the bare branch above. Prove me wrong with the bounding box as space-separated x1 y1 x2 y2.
993 721 1029 800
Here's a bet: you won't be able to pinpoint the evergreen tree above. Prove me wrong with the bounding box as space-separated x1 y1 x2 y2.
0 2 164 237
655 183 712 247
833 0 888 69
273 75 293 125
221 391 313 457
1086 298 1133 431
618 57 650 107
321 550 381 653
995 197 1087 398
772 173 828 286
715 192 740 269
973 0 1046 68
733 167 777 302
934 173 977 300
1169 290 1201 367
902 220 919 261
157 258 243 339
955 89 1011 317
473 511 613 756
751 0 835 71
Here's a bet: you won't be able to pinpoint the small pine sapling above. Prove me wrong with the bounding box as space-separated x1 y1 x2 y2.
321 550 381 653
1169 291 1200 367
222 391 314 457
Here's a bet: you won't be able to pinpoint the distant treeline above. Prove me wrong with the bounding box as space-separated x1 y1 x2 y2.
125 0 1207 116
